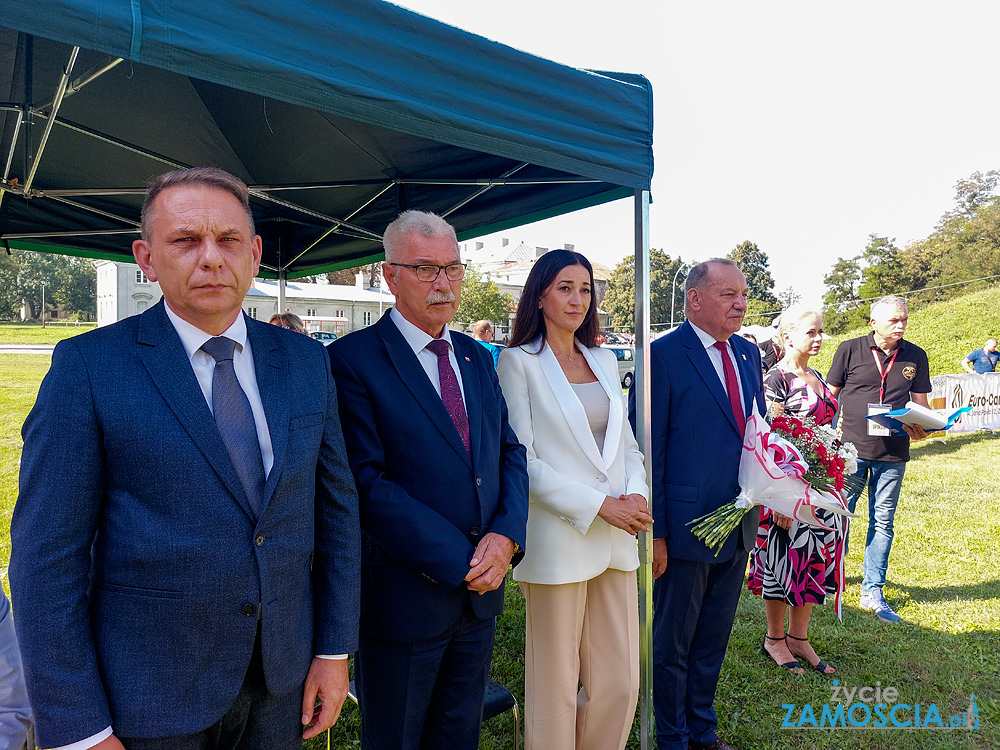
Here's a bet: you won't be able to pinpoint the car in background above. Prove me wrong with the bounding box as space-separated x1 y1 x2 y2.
310 331 339 345
601 345 635 389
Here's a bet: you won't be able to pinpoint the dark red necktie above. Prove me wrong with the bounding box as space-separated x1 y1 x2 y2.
426 339 471 454
714 340 746 438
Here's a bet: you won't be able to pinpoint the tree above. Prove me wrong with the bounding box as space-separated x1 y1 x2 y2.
727 240 778 307
822 257 864 332
326 262 381 288
857 234 904 301
942 169 1000 222
52 257 97 316
602 249 687 331
777 286 801 309
743 298 779 327
0 250 96 320
456 267 513 326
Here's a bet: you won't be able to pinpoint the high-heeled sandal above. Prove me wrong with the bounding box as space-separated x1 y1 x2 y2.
761 634 803 673
785 633 835 674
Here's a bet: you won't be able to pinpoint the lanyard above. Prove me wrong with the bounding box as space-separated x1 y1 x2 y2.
870 347 899 403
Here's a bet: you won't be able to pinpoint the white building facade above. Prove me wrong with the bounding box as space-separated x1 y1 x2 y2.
95 261 394 333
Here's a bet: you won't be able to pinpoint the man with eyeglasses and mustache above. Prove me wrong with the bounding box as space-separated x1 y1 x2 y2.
327 210 528 750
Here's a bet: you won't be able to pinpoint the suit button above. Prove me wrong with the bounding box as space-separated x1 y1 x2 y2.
242 604 255 617
470 526 481 537
476 477 483 487
255 534 265 546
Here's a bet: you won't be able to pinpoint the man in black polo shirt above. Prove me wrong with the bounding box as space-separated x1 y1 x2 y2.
827 296 931 623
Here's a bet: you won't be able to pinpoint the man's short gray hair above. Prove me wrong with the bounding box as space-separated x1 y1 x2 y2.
473 320 493 338
870 295 908 319
684 258 740 296
141 167 254 241
382 210 458 263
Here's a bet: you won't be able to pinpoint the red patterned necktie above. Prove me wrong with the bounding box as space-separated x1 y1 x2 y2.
426 339 471 454
713 340 746 438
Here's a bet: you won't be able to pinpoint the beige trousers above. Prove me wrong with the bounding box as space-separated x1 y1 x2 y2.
520 568 639 750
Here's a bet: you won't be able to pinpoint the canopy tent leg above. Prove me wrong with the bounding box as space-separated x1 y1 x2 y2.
23 45 79 193
0 107 23 210
277 272 286 313
633 189 654 750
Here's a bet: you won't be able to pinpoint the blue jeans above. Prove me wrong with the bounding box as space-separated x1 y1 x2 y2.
845 459 906 594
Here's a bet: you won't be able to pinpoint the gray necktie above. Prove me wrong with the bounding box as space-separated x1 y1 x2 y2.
200 336 265 517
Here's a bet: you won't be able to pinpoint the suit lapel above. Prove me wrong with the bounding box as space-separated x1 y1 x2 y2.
732 337 761 420
538 341 608 472
376 315 473 468
136 302 257 521
248 318 289 511
681 322 741 436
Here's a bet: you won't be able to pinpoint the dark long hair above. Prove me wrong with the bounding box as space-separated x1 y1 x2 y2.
508 250 599 350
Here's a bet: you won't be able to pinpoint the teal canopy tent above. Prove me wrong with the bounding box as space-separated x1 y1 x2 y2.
0 0 651 279
0 1 658 744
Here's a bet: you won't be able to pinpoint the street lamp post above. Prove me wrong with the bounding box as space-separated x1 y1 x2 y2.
669 263 686 329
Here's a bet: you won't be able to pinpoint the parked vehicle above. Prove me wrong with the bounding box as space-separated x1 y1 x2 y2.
310 331 339 345
601 345 635 389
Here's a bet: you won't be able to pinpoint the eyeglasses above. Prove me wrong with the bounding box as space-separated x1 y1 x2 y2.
389 263 466 282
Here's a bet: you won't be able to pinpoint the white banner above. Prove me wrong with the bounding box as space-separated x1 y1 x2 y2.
929 373 1000 432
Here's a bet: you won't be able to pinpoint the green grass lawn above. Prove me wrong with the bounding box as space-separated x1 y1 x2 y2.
0 321 96 345
304 431 1000 750
812 285 1000 377
2 304 998 748
0 354 50 575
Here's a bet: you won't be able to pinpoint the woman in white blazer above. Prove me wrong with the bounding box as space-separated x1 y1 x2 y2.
497 250 651 750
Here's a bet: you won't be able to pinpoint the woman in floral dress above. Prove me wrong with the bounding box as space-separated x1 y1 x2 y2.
748 307 842 675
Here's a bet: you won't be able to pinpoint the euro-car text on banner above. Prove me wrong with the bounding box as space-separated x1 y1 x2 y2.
930 373 1000 432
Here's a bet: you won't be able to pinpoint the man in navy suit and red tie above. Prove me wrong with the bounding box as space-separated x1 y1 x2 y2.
631 258 765 750
10 167 360 750
328 210 528 750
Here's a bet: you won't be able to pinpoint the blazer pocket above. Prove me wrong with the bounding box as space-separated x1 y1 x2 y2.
289 412 324 431
664 482 699 504
483 398 500 414
95 580 184 600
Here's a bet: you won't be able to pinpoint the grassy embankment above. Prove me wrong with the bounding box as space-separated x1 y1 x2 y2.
1 291 998 748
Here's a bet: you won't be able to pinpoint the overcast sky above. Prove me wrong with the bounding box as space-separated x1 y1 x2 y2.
393 0 1000 310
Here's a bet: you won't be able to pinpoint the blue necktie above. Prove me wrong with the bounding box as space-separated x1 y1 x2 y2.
200 336 265 516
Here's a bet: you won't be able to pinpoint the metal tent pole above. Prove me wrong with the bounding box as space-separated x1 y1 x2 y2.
633 189 654 750
23 46 79 193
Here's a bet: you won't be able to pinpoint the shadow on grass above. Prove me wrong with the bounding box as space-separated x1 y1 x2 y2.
312 578 998 750
911 430 999 457
841 575 1000 605
722 591 999 750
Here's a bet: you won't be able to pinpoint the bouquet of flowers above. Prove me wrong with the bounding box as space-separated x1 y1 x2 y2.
688 412 857 556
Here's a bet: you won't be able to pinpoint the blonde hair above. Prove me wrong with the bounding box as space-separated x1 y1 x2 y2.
267 312 306 334
776 306 821 347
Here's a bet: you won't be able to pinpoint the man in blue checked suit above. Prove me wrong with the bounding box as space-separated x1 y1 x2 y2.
10 168 360 750
630 259 765 750
328 210 528 750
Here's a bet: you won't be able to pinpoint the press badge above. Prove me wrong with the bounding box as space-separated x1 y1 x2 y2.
867 403 891 436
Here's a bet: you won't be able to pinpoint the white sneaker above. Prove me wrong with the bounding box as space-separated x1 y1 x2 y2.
859 589 902 623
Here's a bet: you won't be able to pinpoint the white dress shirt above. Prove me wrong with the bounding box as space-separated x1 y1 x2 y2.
689 321 746 415
389 306 468 408
164 304 274 476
